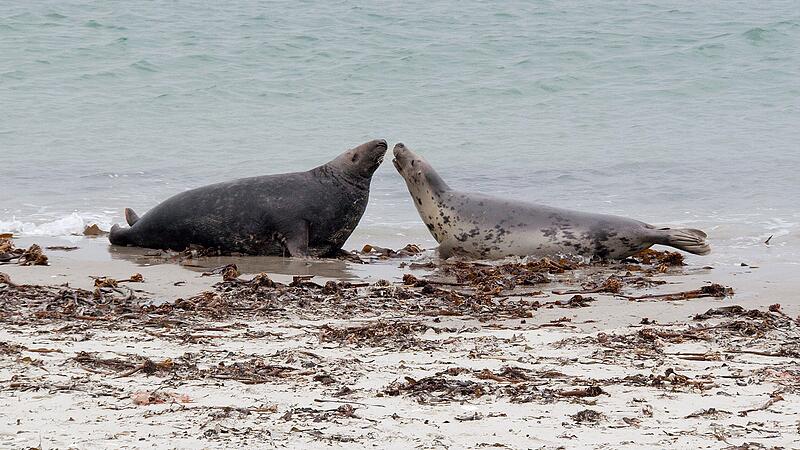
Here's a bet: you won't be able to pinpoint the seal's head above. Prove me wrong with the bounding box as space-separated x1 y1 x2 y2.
392 143 450 194
329 139 388 180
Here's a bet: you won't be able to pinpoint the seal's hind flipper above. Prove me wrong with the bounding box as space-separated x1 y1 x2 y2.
657 228 710 255
124 208 140 226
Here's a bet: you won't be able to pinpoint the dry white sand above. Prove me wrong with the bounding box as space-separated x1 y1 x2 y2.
1 236 798 449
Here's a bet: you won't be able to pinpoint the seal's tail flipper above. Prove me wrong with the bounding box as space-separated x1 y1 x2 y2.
124 208 140 226
658 228 710 255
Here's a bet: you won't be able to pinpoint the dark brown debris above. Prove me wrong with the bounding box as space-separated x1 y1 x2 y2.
553 276 623 295
222 265 241 281
82 224 108 236
555 295 596 308
361 243 423 258
621 368 716 391
338 243 426 263
621 283 734 301
631 248 685 267
570 409 605 424
45 245 79 251
475 366 533 384
440 258 577 294
685 408 732 419
558 386 605 398
208 358 306 384
124 273 144 283
168 292 231 318
0 272 17 288
93 277 118 288
200 264 240 281
73 351 174 377
250 272 277 288
723 444 781 450
738 391 784 417
384 375 489 403
693 305 773 321
0 341 25 355
319 321 432 349
0 237 48 266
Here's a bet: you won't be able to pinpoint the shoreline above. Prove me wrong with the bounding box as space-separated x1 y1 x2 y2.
1 236 798 449
3 234 797 316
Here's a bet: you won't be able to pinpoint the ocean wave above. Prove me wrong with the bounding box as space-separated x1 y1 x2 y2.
0 213 114 237
130 59 159 72
741 23 795 44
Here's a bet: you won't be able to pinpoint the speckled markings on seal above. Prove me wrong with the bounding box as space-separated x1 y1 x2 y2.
392 143 710 260
109 139 388 257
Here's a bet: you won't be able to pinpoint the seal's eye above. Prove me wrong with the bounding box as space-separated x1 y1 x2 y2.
351 154 359 162
411 160 416 167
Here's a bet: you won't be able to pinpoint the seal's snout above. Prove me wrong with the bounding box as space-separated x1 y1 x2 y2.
392 143 406 173
372 139 388 165
393 142 407 158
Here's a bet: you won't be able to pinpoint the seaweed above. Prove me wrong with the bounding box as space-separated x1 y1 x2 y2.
570 409 605 424
0 237 48 266
621 283 734 301
384 375 489 404
319 321 432 349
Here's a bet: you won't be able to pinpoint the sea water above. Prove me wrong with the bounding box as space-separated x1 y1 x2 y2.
1 1 798 266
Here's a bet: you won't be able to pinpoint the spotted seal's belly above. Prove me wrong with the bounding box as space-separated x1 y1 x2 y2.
438 218 645 259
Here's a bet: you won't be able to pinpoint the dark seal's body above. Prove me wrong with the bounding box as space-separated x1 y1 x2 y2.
109 139 387 257
392 143 710 260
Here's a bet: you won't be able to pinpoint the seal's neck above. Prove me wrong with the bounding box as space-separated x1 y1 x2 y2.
404 168 453 243
423 168 450 195
313 163 370 190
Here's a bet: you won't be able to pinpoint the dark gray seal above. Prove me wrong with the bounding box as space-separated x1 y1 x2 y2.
109 139 388 257
392 143 710 260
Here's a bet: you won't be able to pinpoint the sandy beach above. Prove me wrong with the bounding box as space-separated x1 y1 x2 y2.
1 235 798 449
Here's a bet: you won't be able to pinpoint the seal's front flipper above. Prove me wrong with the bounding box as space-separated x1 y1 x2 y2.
124 208 140 226
282 221 310 257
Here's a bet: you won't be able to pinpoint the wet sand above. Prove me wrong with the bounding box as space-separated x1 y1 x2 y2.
1 236 798 449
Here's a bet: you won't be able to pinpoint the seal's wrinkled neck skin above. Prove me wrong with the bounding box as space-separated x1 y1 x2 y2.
324 139 388 184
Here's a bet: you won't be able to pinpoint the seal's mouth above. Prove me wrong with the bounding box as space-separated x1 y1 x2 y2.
392 143 409 174
369 139 387 170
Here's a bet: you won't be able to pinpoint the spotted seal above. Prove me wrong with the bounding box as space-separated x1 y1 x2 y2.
109 139 388 257
392 143 710 259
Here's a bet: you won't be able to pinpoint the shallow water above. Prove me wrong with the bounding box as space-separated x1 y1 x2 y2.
2 1 799 267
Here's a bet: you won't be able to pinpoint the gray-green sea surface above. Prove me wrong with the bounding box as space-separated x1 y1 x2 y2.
2 1 798 267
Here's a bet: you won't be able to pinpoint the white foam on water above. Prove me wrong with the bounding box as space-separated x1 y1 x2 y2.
0 212 114 237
